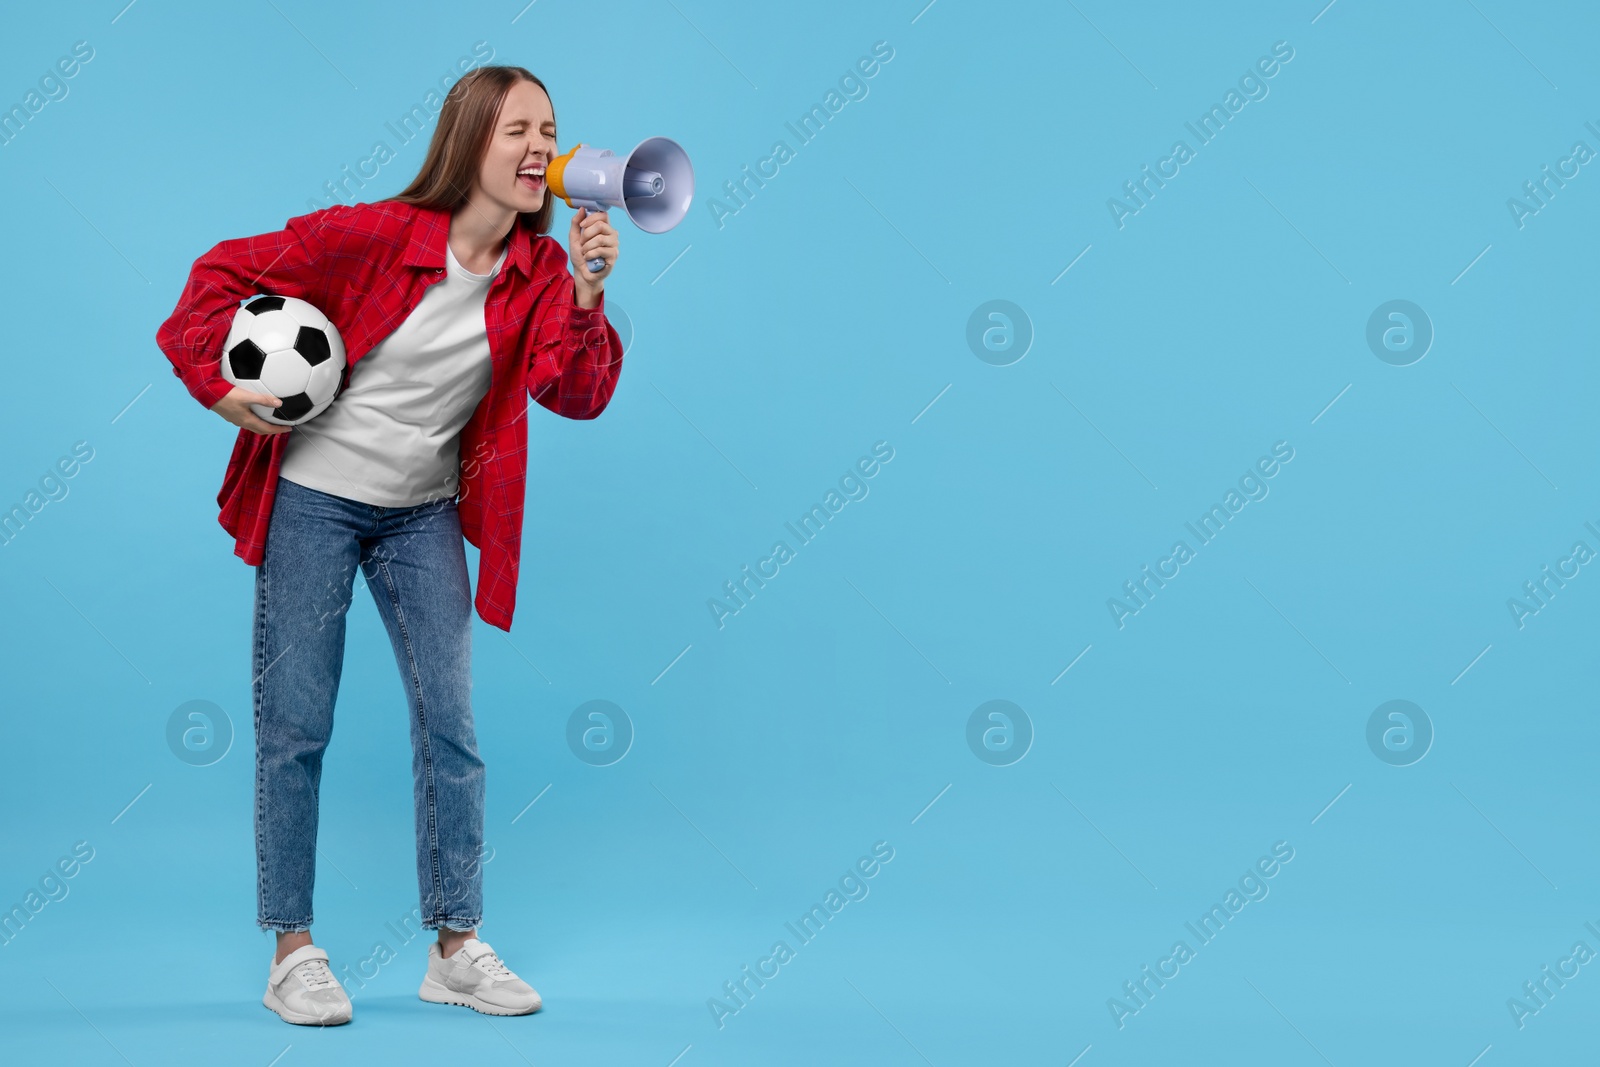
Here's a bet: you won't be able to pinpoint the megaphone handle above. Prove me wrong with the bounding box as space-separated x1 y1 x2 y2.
579 203 607 273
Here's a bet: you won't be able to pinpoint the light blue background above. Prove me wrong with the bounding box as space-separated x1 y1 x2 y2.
2 0 1597 1063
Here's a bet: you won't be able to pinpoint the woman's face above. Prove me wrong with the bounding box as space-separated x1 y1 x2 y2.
476 79 556 216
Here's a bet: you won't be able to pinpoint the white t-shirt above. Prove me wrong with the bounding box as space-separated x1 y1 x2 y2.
279 240 507 507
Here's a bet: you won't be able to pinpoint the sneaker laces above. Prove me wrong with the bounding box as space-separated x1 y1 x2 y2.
295 957 337 991
473 949 514 980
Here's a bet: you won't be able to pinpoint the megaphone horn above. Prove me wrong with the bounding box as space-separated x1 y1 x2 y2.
547 136 696 273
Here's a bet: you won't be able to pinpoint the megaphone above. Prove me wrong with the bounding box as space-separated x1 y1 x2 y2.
546 136 695 273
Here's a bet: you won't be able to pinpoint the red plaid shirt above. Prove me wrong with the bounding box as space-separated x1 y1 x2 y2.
155 199 624 631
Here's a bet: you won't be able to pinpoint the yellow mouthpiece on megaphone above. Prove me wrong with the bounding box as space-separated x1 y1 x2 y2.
545 143 582 208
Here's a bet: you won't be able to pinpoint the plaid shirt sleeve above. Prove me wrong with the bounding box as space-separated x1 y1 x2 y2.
526 266 625 420
155 206 351 411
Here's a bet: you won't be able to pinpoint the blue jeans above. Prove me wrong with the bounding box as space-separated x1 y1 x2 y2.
253 475 485 933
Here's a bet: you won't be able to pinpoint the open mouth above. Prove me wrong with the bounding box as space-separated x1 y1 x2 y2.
517 165 545 191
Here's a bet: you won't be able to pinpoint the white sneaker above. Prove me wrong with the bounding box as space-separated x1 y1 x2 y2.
262 944 353 1026
418 937 541 1015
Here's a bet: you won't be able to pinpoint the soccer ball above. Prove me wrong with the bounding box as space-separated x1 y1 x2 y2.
220 295 347 425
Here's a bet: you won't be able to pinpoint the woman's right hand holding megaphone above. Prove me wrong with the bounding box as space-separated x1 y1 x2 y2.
569 206 618 297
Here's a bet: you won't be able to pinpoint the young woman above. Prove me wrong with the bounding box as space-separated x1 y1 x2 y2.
155 65 625 1025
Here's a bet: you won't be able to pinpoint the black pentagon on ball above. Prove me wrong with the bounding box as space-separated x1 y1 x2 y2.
274 392 315 422
294 325 331 365
228 337 267 379
245 295 286 315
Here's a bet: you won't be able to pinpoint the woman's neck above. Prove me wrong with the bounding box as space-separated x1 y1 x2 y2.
448 198 515 275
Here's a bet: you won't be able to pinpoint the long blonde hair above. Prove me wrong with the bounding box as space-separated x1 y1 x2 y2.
386 65 556 236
